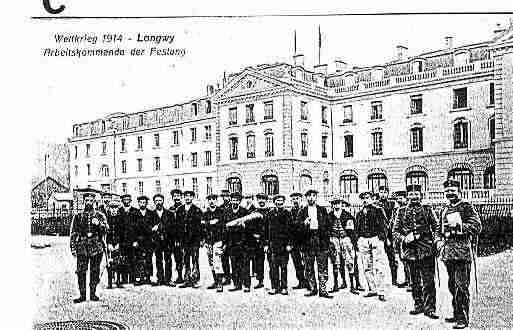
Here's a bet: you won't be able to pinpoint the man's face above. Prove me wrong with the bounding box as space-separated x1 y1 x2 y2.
407 191 422 203
208 198 217 208
154 196 164 209
397 196 407 206
257 198 266 208
184 194 193 204
121 197 131 207
306 193 317 205
138 199 148 210
333 202 341 211
275 198 285 208
379 189 388 200
102 196 111 205
172 193 182 204
444 187 460 203
362 195 371 206
84 196 95 208
231 198 241 209
291 196 300 207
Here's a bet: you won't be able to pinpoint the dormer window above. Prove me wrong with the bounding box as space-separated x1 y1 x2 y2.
412 60 424 73
454 50 470 66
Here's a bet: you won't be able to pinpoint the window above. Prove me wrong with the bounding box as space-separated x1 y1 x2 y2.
454 120 469 149
489 83 495 105
321 135 328 158
247 134 256 158
321 105 328 124
204 151 212 166
448 168 474 190
264 101 273 120
301 132 308 156
484 166 495 189
453 88 468 109
87 164 91 176
121 160 127 174
406 171 428 191
74 146 78 159
122 183 127 194
206 100 212 114
229 136 238 160
74 165 78 176
101 141 107 155
137 158 143 172
323 179 330 200
245 104 255 123
372 131 383 155
138 181 144 195
137 136 143 150
154 133 160 147
172 130 180 145
367 173 387 192
174 179 180 189
229 107 237 125
343 105 353 123
121 138 126 152
299 175 313 192
227 177 242 193
173 154 180 169
155 180 161 194
300 101 309 120
206 177 213 195
123 117 129 129
344 135 354 157
205 125 212 141
340 175 358 193
411 127 424 152
100 165 109 177
190 128 197 143
154 157 160 171
73 126 79 136
101 121 106 133
191 152 198 167
138 114 144 126
489 117 496 142
86 144 90 157
371 101 383 120
413 60 423 73
265 132 274 157
192 178 198 196
410 95 423 114
262 175 279 195
191 103 198 116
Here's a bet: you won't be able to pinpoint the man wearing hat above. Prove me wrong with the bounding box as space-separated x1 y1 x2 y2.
435 180 481 329
169 188 185 284
289 192 308 290
203 194 226 292
393 185 439 319
105 200 124 289
98 192 113 216
118 194 138 284
327 197 358 294
392 191 411 290
246 192 269 289
355 191 389 301
176 190 203 288
264 195 292 295
70 192 108 303
377 186 399 286
219 189 233 284
152 193 176 286
299 189 332 298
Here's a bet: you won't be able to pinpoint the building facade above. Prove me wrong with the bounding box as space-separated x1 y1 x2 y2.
69 24 513 204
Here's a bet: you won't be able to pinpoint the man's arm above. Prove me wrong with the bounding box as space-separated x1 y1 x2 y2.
462 203 482 237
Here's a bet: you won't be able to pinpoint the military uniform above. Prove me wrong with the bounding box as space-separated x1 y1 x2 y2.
70 208 107 302
154 207 175 285
289 204 307 288
176 202 203 286
265 205 292 293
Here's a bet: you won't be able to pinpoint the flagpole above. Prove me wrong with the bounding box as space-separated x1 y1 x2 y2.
318 26 321 65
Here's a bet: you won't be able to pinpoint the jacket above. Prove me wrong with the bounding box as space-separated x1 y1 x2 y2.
128 208 157 250
264 207 292 248
70 210 107 257
154 208 175 243
117 206 138 248
175 203 203 247
355 204 387 241
224 206 249 249
203 207 225 244
290 205 307 246
297 204 330 250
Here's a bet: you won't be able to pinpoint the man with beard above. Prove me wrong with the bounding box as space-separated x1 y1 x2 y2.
219 189 232 284
98 192 112 215
356 191 388 301
393 185 439 319
169 189 185 284
289 192 308 290
246 193 268 289
393 190 411 290
70 192 108 303
435 180 481 329
118 194 137 284
203 194 226 292
152 193 175 286
176 190 203 288
129 196 156 285
265 195 292 295
377 186 399 287
300 189 332 299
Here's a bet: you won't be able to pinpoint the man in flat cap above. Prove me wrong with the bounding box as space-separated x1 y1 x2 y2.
246 192 269 289
70 192 108 303
435 180 481 329
355 191 389 301
203 194 226 292
393 184 439 319
376 186 399 287
265 195 292 295
299 189 332 298
219 189 233 284
118 194 137 284
289 192 308 290
392 191 411 290
98 192 113 217
152 193 176 286
242 194 256 213
327 197 358 294
169 188 185 284
176 190 203 288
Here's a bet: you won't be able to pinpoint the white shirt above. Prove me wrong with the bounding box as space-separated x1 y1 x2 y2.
185 204 191 212
140 209 146 217
307 205 318 230
156 209 163 218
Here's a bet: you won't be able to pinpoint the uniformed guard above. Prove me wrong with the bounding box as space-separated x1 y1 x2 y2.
70 192 108 303
299 189 332 299
152 193 175 286
219 189 232 284
393 185 439 319
289 192 308 290
169 188 185 284
265 194 292 295
435 180 482 329
377 186 399 286
118 194 137 284
176 190 203 288
203 194 226 292
355 191 388 301
246 193 268 289
129 196 156 285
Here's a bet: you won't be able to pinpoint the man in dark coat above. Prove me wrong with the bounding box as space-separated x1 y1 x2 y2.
70 192 108 303
105 201 125 289
289 192 308 290
176 190 203 288
118 194 138 284
98 192 112 216
203 194 226 292
299 189 333 299
169 188 184 284
265 195 292 295
393 185 439 319
246 193 268 289
435 180 482 329
377 186 399 286
152 193 176 286
219 189 232 284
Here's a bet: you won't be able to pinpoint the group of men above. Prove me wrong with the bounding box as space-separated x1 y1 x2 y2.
70 179 480 329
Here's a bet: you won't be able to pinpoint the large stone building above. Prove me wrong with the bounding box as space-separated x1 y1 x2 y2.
69 23 513 204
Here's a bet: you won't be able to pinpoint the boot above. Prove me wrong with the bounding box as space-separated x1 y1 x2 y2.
329 267 339 293
207 271 217 289
339 265 347 289
254 280 264 289
73 274 86 303
349 274 359 295
216 275 224 292
90 284 99 301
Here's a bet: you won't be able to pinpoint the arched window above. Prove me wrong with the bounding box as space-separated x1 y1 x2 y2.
406 171 428 191
448 168 474 190
226 177 242 194
299 174 313 192
484 166 495 189
340 174 358 193
100 165 109 177
262 175 279 196
367 173 387 192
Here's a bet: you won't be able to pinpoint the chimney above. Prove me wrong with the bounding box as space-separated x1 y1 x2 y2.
206 84 214 96
494 23 506 38
314 64 328 76
293 54 305 67
334 59 348 73
396 45 408 61
444 36 454 49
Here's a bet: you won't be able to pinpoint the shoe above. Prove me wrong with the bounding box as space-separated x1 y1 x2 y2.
363 292 377 298
268 289 278 295
168 281 176 287
228 286 242 292
254 282 264 289
174 277 185 285
191 282 200 288
397 282 408 288
107 285 113 289
216 286 223 293
90 294 100 301
73 296 86 304
350 288 359 295
409 309 423 315
328 286 339 293
116 284 124 289
445 317 457 323
151 282 160 286
292 284 305 290
222 278 231 286
207 283 217 290
378 295 386 301
304 291 318 297
339 282 348 290
179 282 192 288
406 287 412 292
243 287 251 293
357 286 365 292
424 311 439 319
281 289 289 295
392 281 398 286
453 322 467 329
319 292 334 299
134 281 143 286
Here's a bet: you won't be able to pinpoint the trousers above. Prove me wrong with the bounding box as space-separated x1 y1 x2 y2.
183 245 200 283
76 253 103 294
303 234 329 294
206 241 225 274
154 240 173 283
230 246 251 288
357 236 388 295
269 246 289 290
290 245 306 284
445 260 472 325
329 236 355 273
407 256 436 313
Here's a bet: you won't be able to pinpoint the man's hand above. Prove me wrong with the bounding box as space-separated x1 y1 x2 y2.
71 249 77 257
133 242 138 247
435 240 444 254
210 218 219 225
404 232 415 244
386 238 392 247
114 244 119 250
152 225 159 232
286 245 292 252
304 217 311 226
264 246 269 253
